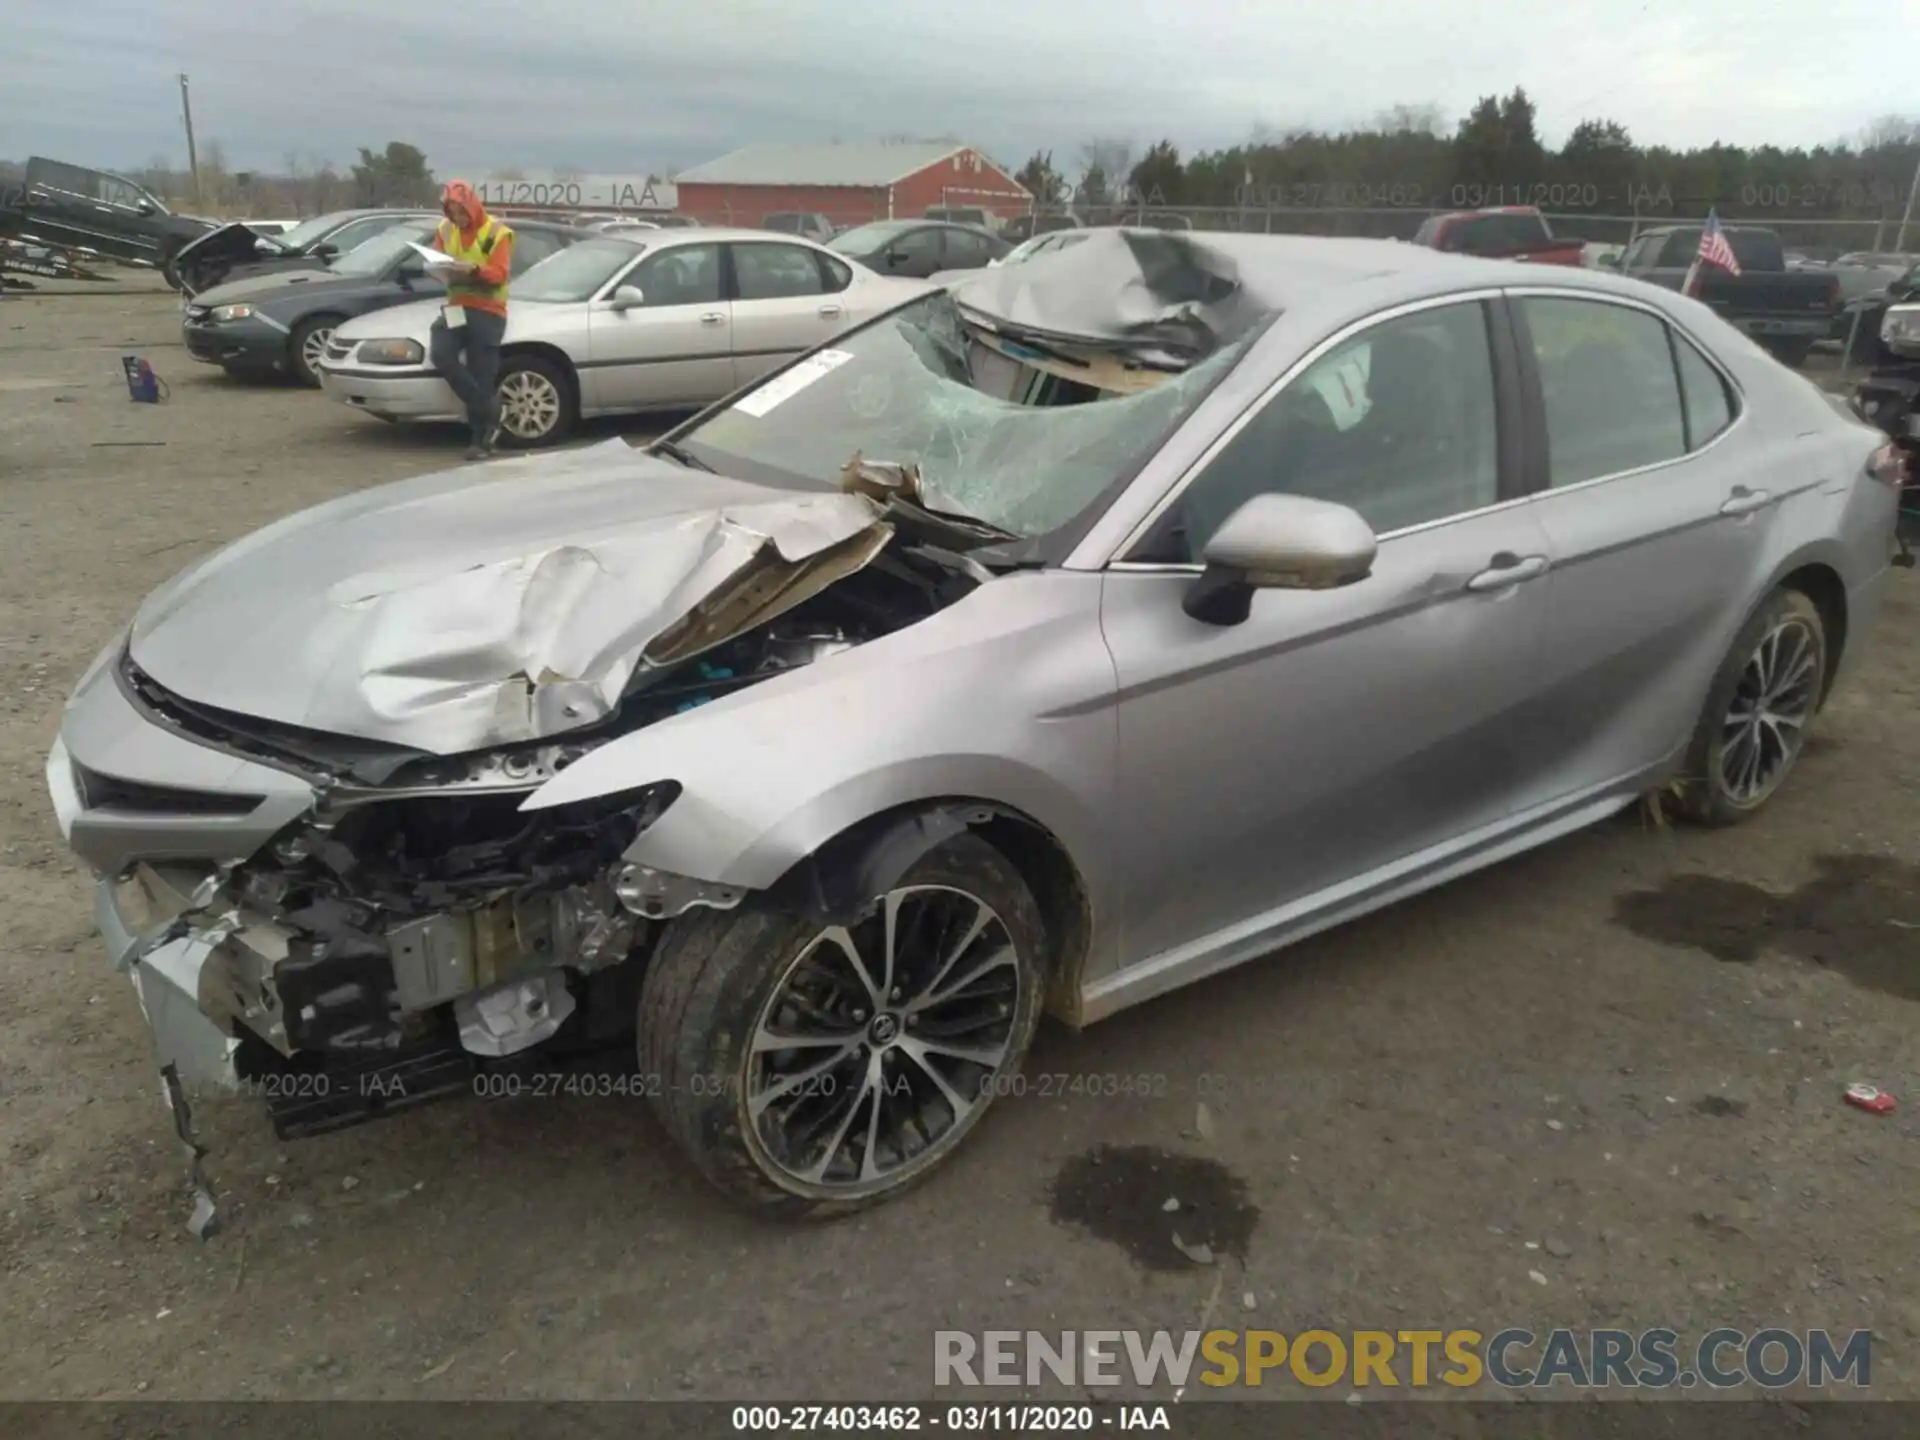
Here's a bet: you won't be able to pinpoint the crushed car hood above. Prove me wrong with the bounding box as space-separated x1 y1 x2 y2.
128 440 894 755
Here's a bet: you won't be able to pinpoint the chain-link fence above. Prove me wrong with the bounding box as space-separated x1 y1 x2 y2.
1049 203 1907 254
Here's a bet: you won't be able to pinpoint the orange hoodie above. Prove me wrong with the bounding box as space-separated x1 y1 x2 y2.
438 179 514 315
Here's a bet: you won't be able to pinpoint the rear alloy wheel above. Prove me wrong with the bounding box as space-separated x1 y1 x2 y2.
638 833 1045 1217
493 356 575 448
1674 587 1826 826
289 315 342 387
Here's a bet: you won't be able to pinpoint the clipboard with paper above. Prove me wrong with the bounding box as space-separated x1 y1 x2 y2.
406 240 473 280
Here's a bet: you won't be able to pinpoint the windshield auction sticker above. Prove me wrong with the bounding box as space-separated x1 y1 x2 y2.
732 348 855 418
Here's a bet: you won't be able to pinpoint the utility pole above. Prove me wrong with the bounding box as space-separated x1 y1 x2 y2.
1894 150 1920 252
179 73 202 210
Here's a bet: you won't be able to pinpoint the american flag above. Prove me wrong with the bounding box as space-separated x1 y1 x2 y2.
1684 209 1742 296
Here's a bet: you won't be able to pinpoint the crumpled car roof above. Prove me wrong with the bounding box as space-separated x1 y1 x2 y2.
948 229 1280 370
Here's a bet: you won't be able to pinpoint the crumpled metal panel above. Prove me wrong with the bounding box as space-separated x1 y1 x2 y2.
125 441 892 754
949 229 1277 368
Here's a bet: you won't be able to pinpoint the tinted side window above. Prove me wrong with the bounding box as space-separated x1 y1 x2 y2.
892 228 942 262
1520 297 1685 486
35 161 96 196
734 242 825 299
817 254 853 292
634 242 721 305
945 230 991 264
1657 231 1699 267
1158 301 1501 558
1673 333 1735 448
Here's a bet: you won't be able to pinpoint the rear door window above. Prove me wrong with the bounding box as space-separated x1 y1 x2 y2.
733 242 827 299
943 229 993 265
1519 297 1687 485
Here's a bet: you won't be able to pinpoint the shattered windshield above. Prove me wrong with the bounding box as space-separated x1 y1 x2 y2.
672 290 1247 539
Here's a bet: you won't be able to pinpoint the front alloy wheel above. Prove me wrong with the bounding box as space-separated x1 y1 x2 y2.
638 833 1045 1216
745 885 1022 1195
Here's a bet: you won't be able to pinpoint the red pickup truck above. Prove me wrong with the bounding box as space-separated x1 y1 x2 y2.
1411 206 1586 265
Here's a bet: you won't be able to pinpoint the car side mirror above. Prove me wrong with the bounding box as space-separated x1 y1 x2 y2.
885 249 909 267
136 201 156 215
1182 493 1377 626
314 243 339 260
610 284 645 310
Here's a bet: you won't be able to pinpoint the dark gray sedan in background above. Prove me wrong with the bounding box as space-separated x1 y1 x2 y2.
827 219 1009 279
181 218 583 385
171 208 439 296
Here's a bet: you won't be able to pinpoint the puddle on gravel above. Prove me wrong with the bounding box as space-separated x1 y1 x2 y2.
1048 1144 1259 1273
1613 853 1920 1001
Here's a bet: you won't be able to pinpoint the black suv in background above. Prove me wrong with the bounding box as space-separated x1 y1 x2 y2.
6 157 212 275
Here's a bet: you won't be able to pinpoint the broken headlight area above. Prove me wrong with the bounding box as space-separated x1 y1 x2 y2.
115 553 981 1137
215 780 676 1138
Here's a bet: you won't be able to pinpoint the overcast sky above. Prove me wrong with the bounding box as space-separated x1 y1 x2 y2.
7 0 1913 178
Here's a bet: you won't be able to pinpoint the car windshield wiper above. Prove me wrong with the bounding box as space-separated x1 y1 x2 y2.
652 438 715 472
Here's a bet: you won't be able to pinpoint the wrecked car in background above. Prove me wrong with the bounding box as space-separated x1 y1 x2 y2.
50 230 1901 1218
171 207 439 297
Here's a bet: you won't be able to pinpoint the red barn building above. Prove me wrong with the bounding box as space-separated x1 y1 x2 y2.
673 142 1030 230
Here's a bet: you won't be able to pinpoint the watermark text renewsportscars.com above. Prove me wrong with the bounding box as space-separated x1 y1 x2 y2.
935 1328 1872 1391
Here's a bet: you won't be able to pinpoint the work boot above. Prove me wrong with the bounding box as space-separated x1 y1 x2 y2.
464 406 497 462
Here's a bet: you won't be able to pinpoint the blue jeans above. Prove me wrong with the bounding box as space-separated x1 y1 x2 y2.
428 307 506 440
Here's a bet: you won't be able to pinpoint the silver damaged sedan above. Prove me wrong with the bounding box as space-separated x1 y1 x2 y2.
48 231 1906 1217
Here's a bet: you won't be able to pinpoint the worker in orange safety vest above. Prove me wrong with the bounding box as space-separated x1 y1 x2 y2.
428 179 516 460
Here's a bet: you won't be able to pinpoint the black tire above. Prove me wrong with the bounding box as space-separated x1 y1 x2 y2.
288 314 344 388
159 247 183 291
493 354 576 448
639 832 1046 1218
1672 587 1826 827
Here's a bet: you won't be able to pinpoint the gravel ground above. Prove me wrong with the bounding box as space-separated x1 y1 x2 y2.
0 282 1915 1404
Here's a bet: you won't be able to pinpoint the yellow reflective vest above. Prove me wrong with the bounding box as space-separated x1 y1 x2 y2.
436 216 511 312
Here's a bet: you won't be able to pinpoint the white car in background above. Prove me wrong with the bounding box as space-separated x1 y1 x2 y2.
315 228 930 447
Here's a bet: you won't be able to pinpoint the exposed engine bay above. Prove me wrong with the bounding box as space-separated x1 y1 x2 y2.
113 541 984 1139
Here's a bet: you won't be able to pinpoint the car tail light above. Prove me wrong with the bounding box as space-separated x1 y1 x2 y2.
1868 441 1909 487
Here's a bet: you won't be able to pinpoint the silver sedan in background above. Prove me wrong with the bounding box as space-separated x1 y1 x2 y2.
315 228 930 446
48 231 1904 1216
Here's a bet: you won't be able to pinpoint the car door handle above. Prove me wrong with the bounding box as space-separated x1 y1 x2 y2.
1466 553 1550 592
818 303 843 318
699 312 725 325
1720 486 1774 516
